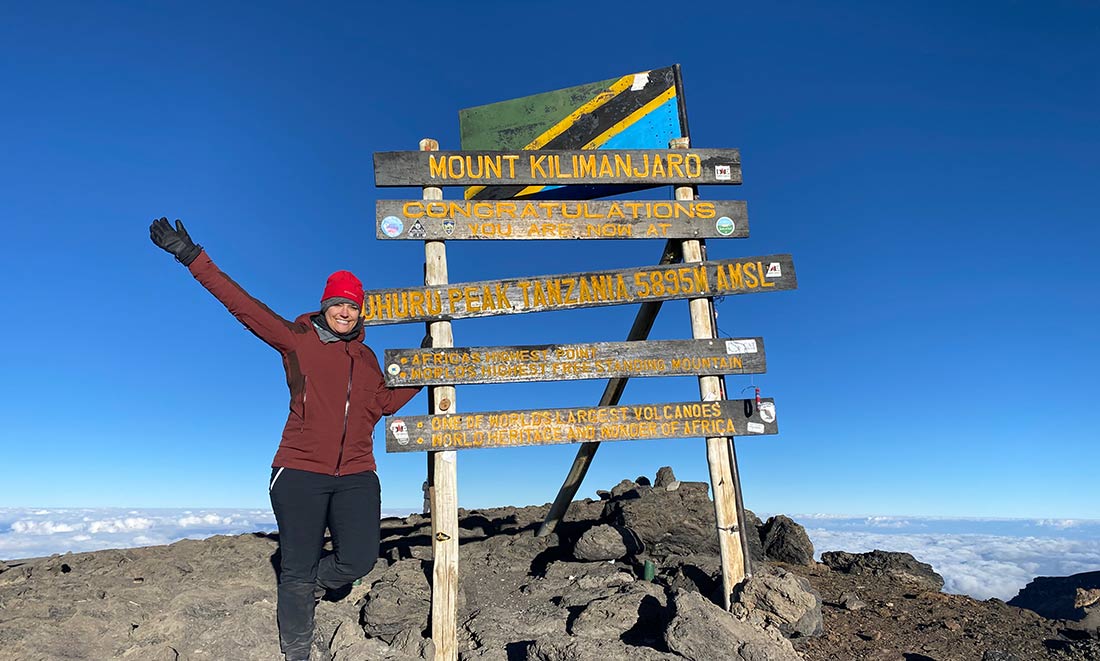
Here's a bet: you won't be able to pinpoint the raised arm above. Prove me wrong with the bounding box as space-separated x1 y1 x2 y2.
150 218 298 352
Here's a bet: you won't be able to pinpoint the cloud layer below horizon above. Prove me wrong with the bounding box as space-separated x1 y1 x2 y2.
794 514 1100 600
3 509 1099 601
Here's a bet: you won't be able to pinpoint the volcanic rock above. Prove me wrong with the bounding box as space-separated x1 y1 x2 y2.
664 589 802 660
654 466 676 488
572 524 628 561
361 559 432 643
1009 570 1100 621
733 567 824 638
820 549 945 592
761 515 815 565
604 480 717 557
0 472 1089 660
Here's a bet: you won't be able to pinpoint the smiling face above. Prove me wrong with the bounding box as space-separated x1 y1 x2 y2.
324 301 361 334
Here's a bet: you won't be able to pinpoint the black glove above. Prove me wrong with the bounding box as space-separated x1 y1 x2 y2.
150 217 202 266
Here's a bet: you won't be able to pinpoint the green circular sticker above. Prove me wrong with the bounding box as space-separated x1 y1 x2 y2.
715 216 735 236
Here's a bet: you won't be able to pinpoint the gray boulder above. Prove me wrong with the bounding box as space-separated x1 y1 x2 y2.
569 581 667 644
761 515 814 566
361 560 431 643
732 568 823 638
821 549 944 592
526 637 676 661
573 524 629 561
663 589 802 661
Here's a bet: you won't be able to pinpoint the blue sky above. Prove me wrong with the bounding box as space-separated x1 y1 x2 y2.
1 1 1097 521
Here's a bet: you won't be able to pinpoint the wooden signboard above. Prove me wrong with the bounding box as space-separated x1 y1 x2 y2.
373 149 742 187
360 255 796 326
383 338 766 387
460 64 689 200
375 199 749 240
384 398 778 453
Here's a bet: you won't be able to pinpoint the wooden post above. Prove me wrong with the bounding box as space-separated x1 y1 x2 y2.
672 136 746 609
420 138 459 661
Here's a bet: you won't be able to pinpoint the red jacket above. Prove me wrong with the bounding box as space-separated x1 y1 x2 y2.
188 251 420 475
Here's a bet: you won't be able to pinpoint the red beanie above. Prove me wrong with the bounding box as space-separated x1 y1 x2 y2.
321 270 364 308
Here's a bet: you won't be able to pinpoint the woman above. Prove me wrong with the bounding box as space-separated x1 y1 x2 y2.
150 218 421 661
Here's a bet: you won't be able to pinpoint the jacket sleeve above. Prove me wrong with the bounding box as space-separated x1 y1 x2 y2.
187 250 299 353
365 348 422 415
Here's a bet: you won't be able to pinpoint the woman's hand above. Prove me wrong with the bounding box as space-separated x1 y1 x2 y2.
150 217 203 266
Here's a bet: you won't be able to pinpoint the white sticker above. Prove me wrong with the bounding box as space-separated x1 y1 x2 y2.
766 262 782 278
380 216 404 237
631 72 650 91
725 339 758 355
715 165 732 181
386 363 401 376
747 422 765 434
389 419 409 444
758 402 776 424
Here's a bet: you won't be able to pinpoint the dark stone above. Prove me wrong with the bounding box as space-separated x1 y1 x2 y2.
610 479 640 499
654 466 677 488
760 515 814 566
635 475 652 487
821 550 944 592
1007 570 1100 621
838 592 867 611
605 481 716 558
743 509 766 565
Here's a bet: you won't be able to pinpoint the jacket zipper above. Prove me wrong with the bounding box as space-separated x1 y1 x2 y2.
334 344 353 476
299 376 308 432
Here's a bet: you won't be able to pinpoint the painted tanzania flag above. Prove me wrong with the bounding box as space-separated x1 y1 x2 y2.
459 65 689 201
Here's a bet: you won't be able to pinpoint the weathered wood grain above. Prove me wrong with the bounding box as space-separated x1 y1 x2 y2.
359 255 796 326
419 138 459 661
375 199 748 240
382 338 766 387
384 398 778 453
374 149 742 187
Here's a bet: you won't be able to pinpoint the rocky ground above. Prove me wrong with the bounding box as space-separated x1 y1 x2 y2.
1 469 1097 660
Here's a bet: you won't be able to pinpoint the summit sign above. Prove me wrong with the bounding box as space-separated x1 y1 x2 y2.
374 149 742 187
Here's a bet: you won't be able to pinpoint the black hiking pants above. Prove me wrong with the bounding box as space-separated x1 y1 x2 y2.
269 467 381 660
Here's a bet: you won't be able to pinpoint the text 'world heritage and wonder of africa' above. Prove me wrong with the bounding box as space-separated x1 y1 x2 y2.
385 399 779 453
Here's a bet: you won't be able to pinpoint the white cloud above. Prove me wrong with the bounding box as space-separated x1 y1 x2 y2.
0 507 411 561
806 527 1100 601
1036 519 1081 529
10 521 82 535
88 517 154 534
864 516 911 528
178 514 233 527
